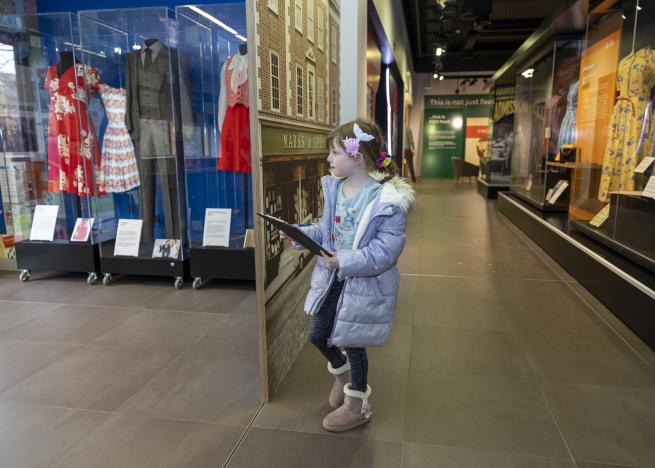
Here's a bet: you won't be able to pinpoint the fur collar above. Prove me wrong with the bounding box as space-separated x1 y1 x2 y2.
370 172 415 213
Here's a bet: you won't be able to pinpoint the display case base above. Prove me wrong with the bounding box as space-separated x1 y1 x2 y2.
511 189 569 212
190 246 255 285
498 192 655 349
99 241 189 281
15 240 100 274
477 177 509 199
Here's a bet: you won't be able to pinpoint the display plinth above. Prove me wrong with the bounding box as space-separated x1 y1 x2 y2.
15 241 100 280
190 245 255 287
571 193 655 275
99 240 188 286
510 188 569 212
477 177 509 199
498 192 655 349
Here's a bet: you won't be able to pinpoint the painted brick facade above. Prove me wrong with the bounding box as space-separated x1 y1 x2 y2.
256 0 340 128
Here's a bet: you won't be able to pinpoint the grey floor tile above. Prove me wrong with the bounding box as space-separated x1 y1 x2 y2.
0 340 79 392
540 382 655 467
576 463 638 468
118 353 260 426
254 361 408 442
516 334 655 388
413 294 510 331
0 300 59 334
0 346 175 411
410 326 534 379
186 314 260 361
400 443 575 468
91 309 221 352
50 413 243 468
0 276 88 304
404 372 568 458
146 286 255 314
0 305 137 345
494 280 615 338
415 275 500 300
627 339 655 369
0 401 107 468
227 427 402 468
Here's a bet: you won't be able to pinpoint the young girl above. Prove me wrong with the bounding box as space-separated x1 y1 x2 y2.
281 119 414 432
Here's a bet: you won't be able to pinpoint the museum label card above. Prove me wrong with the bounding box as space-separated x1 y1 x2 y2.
589 204 610 228
114 219 142 257
642 176 655 199
634 157 655 174
203 208 231 247
29 205 58 241
548 180 569 204
70 218 94 242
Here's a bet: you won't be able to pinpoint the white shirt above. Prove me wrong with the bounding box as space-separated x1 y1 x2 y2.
141 40 163 65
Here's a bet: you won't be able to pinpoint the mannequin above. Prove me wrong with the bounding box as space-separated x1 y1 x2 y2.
125 38 180 243
56 51 75 77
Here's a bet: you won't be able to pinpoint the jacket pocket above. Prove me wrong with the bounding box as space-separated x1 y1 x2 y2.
376 267 400 296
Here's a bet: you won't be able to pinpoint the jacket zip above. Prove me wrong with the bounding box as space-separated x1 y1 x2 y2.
312 269 336 314
324 209 392 347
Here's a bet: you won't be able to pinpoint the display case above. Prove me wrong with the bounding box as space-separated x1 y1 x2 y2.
0 13 104 283
510 37 583 211
478 84 515 198
78 8 190 288
175 3 254 289
570 0 655 274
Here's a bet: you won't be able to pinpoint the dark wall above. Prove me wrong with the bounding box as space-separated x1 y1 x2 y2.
37 0 235 13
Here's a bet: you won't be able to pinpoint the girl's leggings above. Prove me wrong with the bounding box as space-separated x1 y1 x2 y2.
308 278 368 392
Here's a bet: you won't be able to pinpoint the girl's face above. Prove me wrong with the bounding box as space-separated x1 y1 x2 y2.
327 140 365 178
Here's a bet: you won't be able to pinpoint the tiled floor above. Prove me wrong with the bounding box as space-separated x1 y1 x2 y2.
0 179 654 467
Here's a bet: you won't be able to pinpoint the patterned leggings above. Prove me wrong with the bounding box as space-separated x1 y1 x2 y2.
308 278 368 392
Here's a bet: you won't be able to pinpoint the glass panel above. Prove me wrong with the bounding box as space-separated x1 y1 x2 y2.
175 3 252 252
78 7 187 261
608 0 655 268
0 13 97 248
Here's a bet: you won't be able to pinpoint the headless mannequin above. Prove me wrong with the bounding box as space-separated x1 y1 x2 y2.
57 51 75 77
144 38 160 48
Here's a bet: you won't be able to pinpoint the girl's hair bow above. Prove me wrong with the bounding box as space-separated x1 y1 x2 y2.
342 123 375 156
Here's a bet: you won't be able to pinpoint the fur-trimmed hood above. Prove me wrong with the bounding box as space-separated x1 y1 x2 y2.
370 173 416 214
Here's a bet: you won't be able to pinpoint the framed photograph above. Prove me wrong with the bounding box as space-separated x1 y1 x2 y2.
70 218 94 242
152 239 181 259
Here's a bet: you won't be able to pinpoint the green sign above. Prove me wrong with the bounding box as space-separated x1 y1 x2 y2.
261 125 328 156
422 108 465 178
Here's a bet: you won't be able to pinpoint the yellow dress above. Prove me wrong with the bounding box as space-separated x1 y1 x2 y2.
598 47 655 202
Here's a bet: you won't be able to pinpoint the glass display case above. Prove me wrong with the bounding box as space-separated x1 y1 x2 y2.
570 0 655 274
510 37 583 210
78 8 190 288
480 84 515 186
175 3 254 289
0 13 103 283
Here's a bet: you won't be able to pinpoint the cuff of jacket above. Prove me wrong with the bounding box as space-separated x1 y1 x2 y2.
335 249 359 277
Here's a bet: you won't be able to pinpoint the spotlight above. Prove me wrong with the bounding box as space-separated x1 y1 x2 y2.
436 47 445 56
521 68 534 78
439 75 444 81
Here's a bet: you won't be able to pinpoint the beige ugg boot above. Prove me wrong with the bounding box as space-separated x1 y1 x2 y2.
327 354 351 409
322 383 372 432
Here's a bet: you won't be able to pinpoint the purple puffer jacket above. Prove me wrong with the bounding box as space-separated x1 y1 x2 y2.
294 174 415 348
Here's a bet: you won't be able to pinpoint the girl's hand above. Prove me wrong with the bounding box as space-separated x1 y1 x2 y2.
279 230 290 241
321 251 339 270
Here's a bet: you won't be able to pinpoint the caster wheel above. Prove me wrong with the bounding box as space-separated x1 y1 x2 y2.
87 272 98 285
103 273 113 286
192 277 203 290
174 277 183 290
19 270 30 282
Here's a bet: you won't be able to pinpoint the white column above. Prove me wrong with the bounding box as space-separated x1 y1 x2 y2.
339 0 367 122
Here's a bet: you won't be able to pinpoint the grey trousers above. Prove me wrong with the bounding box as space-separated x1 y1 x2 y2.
136 118 180 243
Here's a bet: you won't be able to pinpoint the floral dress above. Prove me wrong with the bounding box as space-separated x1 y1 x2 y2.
45 63 104 196
98 84 140 193
598 47 655 202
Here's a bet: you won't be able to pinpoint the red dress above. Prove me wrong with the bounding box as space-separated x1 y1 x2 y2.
217 55 251 173
45 63 104 196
